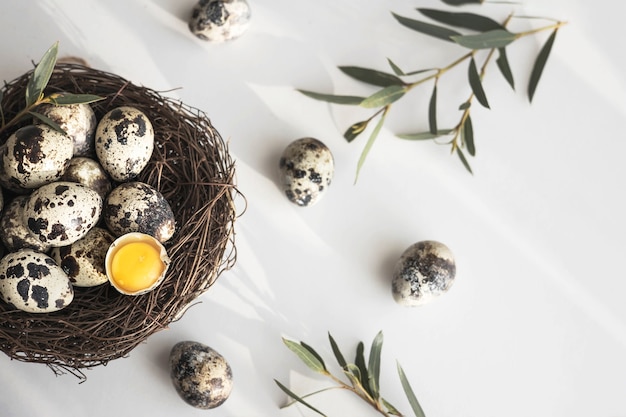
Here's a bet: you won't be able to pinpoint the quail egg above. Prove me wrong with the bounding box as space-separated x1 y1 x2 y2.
104 182 175 242
189 0 251 42
37 101 97 157
0 196 51 253
50 227 115 287
278 137 334 207
0 248 74 313
170 341 233 409
61 157 112 199
23 181 103 247
2 124 74 189
95 106 154 182
392 240 456 306
105 232 170 295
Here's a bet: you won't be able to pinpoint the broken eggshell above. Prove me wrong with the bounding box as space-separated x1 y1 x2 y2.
278 137 334 207
392 240 456 307
189 0 251 42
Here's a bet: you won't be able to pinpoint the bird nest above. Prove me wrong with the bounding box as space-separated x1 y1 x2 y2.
0 63 239 378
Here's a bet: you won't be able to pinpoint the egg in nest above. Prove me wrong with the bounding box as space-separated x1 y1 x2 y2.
37 101 97 157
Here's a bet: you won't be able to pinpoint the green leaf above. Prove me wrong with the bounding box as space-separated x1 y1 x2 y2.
274 379 328 417
382 397 403 416
528 29 557 103
344 120 369 143
339 66 405 87
354 341 371 394
397 129 453 140
468 57 490 109
328 333 347 369
355 112 386 183
298 89 365 105
301 341 327 371
462 115 475 156
387 58 405 76
441 0 482 5
46 93 105 105
344 363 364 389
367 331 384 400
459 101 471 110
29 111 66 135
360 85 406 108
26 42 59 107
392 12 462 43
496 48 515 90
451 29 517 49
283 338 327 374
418 8 504 32
428 82 438 134
457 148 474 174
397 362 426 417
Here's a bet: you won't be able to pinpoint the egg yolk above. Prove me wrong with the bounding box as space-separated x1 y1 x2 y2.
110 241 165 293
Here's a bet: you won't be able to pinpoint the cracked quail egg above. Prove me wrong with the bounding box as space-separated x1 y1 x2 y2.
95 106 154 182
189 0 251 42
61 157 112 199
37 101 97 157
392 240 456 306
170 341 233 409
0 195 50 253
0 248 74 313
50 227 115 287
104 182 175 243
278 137 334 207
23 181 103 247
2 124 74 189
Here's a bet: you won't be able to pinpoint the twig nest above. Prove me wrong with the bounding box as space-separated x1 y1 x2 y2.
170 341 233 409
278 137 334 207
189 0 251 42
392 240 456 306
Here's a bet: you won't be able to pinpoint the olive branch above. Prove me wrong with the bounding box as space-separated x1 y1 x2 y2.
298 2 567 181
275 331 426 417
0 41 104 136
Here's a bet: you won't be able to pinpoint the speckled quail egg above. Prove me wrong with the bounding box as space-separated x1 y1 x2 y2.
279 137 334 207
37 101 97 157
0 195 51 253
392 240 456 307
170 341 233 409
50 227 115 287
189 0 251 42
0 248 74 313
61 157 112 199
23 181 103 247
95 106 154 182
2 124 74 189
104 182 175 242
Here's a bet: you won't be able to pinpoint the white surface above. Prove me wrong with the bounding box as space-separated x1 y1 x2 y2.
1 1 625 416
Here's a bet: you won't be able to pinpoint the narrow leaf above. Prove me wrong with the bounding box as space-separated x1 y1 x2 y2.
367 331 384 400
428 82 438 134
468 57 490 109
360 85 406 108
387 58 405 76
397 362 426 417
283 338 327 374
26 42 59 107
397 129 453 140
274 379 328 417
382 397 403 416
451 29 517 49
392 12 462 43
298 89 365 105
418 8 504 32
344 364 364 389
496 48 515 90
441 0 482 5
462 115 475 156
459 101 471 110
301 341 327 371
528 29 557 103
354 341 373 396
47 93 105 105
339 66 404 87
355 113 386 183
29 111 66 135
457 148 474 174
344 120 369 143
328 333 347 369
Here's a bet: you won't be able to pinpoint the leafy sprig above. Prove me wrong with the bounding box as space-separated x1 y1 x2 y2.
298 2 566 181
0 42 104 136
275 331 426 417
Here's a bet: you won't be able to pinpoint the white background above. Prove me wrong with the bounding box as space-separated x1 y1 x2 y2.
0 1 625 416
